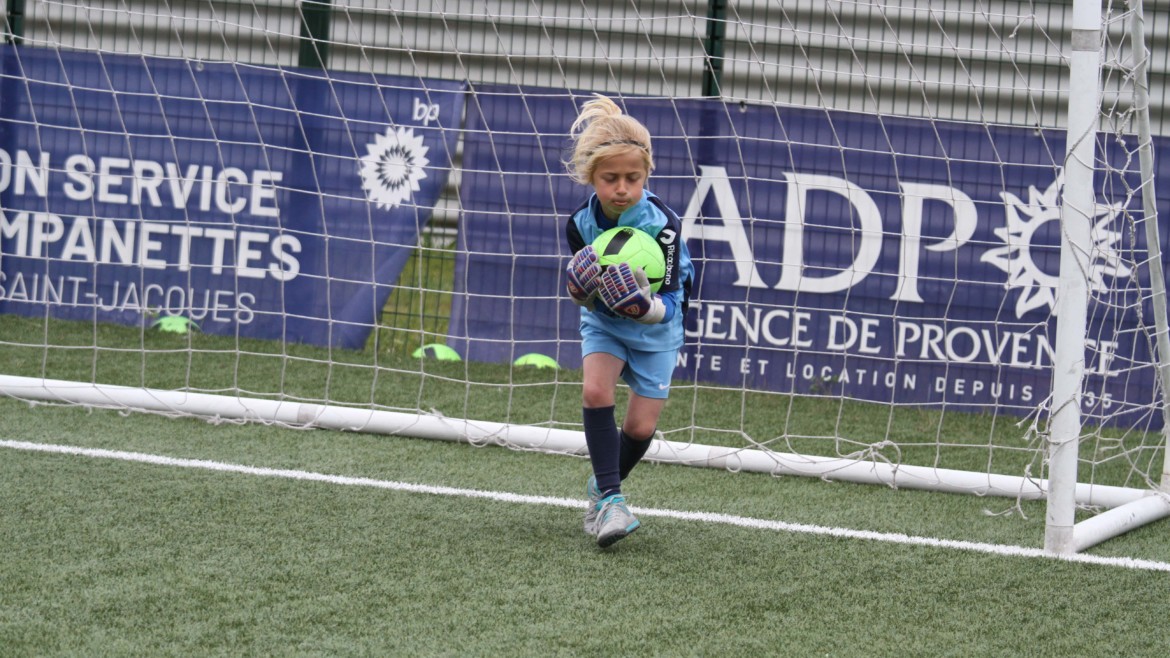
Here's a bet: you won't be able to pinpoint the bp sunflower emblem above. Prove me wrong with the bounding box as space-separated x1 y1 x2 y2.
360 126 430 210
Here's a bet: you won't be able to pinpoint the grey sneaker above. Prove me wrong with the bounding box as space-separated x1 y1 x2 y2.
595 494 640 548
583 475 602 535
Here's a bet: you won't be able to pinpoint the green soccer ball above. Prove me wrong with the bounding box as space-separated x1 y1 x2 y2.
592 226 666 293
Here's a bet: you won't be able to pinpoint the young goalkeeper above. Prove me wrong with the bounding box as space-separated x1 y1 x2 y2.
563 94 694 548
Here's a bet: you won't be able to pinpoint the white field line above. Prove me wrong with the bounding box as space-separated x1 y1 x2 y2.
4 438 1169 572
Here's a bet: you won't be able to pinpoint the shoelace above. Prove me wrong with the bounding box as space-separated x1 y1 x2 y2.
600 498 628 521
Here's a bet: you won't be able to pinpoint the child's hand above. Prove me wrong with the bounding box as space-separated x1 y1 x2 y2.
598 262 665 324
566 245 602 309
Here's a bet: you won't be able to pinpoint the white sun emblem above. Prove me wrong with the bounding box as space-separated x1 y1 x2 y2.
359 126 430 210
981 175 1130 318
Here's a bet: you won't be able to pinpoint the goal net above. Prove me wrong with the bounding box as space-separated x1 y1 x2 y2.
1 0 1168 553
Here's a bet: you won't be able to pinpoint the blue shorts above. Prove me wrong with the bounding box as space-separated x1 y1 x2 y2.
581 327 676 399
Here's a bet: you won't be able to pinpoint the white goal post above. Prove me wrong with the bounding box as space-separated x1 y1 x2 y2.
1 1 1169 555
1045 0 1170 553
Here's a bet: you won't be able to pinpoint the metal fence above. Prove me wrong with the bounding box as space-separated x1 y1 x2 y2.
4 1 1168 133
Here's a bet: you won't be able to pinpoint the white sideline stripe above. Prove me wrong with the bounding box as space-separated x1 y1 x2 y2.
5 438 1170 573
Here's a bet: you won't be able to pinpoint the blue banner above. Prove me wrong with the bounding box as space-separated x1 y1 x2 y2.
0 45 463 349
452 85 1170 427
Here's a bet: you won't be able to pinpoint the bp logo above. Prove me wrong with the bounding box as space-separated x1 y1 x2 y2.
360 126 430 210
981 175 1129 318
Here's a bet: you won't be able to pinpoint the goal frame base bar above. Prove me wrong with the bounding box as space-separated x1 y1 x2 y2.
3 374 1166 553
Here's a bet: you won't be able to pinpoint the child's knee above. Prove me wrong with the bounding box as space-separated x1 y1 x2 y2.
582 382 614 408
623 419 657 441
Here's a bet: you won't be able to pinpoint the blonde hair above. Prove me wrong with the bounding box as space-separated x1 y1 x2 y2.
565 94 654 185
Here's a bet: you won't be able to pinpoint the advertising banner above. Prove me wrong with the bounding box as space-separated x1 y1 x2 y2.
452 85 1170 425
0 45 463 349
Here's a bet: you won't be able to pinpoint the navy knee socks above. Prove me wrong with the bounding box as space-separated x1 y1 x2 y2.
583 405 622 497
583 405 654 498
619 429 653 480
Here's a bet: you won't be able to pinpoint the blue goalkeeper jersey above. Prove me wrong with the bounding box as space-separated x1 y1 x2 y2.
566 189 694 352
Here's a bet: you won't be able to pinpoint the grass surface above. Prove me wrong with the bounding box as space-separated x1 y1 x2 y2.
2 309 1170 655
2 400 1170 656
0 311 1159 487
